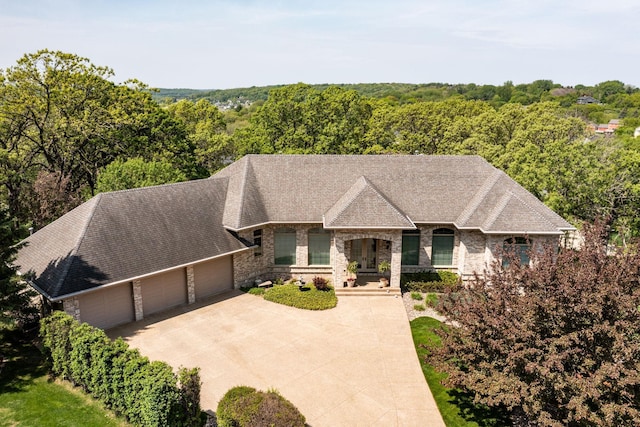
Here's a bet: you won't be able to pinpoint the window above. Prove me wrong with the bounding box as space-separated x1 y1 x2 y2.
503 237 531 267
253 229 262 257
432 228 454 266
401 230 420 266
308 228 330 265
274 228 296 265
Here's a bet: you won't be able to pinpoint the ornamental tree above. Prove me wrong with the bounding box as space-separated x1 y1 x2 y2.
432 221 640 426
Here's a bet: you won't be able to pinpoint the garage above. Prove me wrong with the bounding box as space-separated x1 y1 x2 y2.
78 282 135 329
141 268 187 315
193 256 233 300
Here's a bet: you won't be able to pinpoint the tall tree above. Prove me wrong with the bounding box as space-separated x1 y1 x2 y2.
0 50 193 225
433 221 640 426
0 206 37 326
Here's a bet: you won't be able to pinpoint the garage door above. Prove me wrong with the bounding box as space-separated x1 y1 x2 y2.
79 283 135 329
194 256 233 300
141 268 187 315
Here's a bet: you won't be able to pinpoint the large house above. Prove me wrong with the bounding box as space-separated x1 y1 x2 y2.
15 155 574 329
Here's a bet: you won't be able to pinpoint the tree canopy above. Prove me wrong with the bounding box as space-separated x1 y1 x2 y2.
432 222 640 426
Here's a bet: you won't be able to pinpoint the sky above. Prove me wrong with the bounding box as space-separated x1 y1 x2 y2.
0 0 638 90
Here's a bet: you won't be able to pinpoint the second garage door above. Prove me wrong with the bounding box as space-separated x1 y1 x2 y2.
141 268 187 315
194 256 233 299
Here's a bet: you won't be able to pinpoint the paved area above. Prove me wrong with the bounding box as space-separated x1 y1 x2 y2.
108 291 445 426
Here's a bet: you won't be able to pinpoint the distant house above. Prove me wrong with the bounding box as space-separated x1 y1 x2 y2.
577 95 600 105
15 155 574 329
594 119 620 134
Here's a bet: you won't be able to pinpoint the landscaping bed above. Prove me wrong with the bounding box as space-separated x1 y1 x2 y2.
242 278 338 310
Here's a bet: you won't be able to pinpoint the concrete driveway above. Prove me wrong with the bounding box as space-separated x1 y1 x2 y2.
108 291 445 426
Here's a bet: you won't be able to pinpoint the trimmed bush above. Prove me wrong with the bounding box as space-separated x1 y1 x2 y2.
402 270 461 292
413 304 426 311
411 292 423 301
40 312 201 426
263 284 337 310
312 276 330 291
217 386 305 427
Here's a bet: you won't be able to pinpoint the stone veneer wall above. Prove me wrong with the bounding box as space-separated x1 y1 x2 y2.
63 297 80 321
232 224 333 287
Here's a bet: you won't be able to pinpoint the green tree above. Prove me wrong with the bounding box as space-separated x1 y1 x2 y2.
0 50 194 223
0 206 37 326
96 157 187 193
165 99 231 174
433 221 640 426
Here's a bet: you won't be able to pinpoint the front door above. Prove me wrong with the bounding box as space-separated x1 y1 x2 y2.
350 239 377 272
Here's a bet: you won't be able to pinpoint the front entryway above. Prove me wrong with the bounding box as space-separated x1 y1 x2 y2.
350 238 377 272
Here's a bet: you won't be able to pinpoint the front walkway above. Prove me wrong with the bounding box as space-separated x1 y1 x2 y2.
108 291 445 426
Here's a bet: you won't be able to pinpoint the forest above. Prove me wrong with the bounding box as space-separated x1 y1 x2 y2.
2 50 640 243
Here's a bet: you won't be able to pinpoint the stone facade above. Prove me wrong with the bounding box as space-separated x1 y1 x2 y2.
186 265 196 304
132 279 144 321
230 223 562 289
63 297 80 321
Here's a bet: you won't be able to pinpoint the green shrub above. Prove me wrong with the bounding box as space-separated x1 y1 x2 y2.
247 287 266 296
402 270 461 292
217 386 305 427
263 284 337 310
411 292 423 301
424 293 439 308
414 304 426 311
40 312 200 426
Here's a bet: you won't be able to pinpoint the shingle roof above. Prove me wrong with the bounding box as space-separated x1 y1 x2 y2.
215 154 573 234
323 176 415 229
16 178 250 300
16 154 574 300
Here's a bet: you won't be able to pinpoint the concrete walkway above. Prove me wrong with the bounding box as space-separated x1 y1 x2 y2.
108 291 445 426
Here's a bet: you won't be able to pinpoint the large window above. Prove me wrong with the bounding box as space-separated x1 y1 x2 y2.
503 237 531 267
432 228 454 266
274 228 296 265
401 230 420 266
308 228 330 265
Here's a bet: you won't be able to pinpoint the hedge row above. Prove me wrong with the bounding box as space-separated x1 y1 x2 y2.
40 312 201 426
401 270 461 293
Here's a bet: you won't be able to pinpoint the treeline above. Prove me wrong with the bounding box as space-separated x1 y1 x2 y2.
2 50 640 243
155 79 639 109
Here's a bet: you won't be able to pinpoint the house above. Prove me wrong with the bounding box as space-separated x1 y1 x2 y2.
15 155 574 329
577 95 600 105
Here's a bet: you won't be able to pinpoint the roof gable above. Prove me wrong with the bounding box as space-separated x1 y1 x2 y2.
323 176 415 229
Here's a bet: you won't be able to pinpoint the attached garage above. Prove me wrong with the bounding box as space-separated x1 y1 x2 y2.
141 268 187 315
193 256 233 300
78 282 135 329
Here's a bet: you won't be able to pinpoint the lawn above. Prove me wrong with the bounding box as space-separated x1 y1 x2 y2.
410 317 508 427
0 324 129 427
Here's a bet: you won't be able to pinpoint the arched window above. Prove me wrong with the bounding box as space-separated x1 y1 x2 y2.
274 228 296 265
308 228 330 265
432 228 454 266
503 237 532 266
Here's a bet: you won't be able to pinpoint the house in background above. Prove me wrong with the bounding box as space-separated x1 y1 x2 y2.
15 155 574 329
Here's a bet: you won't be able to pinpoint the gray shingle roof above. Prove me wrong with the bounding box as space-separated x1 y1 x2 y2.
215 154 573 234
323 176 415 229
16 154 574 300
16 178 250 300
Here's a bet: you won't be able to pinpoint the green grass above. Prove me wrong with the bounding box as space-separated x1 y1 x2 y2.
411 291 423 300
413 304 426 311
262 284 337 310
0 324 129 427
424 292 439 307
410 317 508 427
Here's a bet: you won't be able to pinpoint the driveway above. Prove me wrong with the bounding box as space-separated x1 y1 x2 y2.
108 291 445 426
